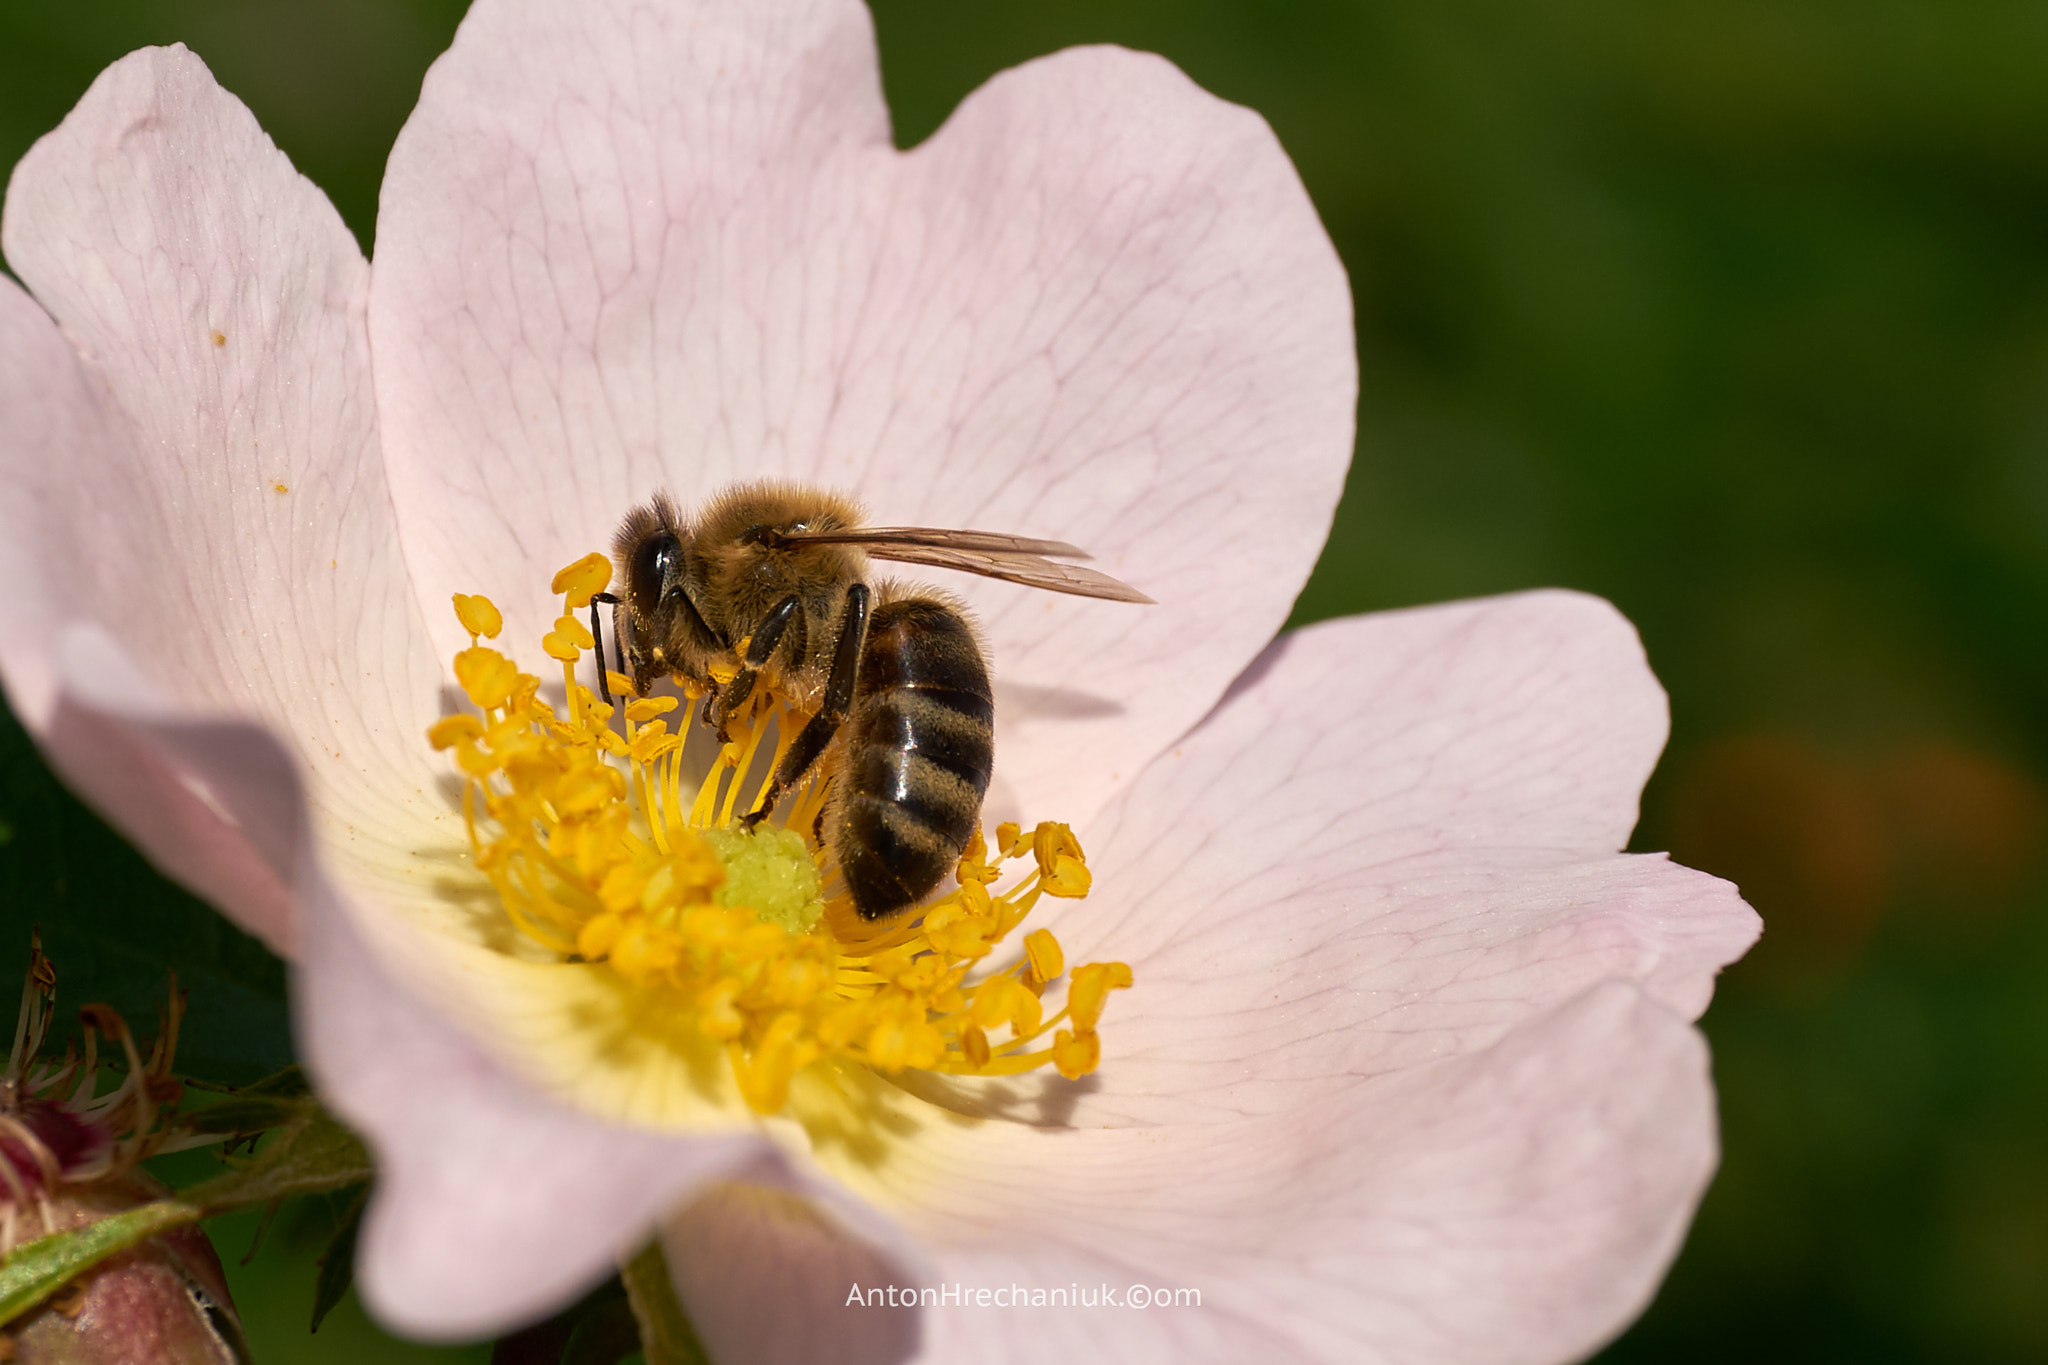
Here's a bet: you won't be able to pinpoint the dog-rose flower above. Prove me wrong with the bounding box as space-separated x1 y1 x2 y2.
0 0 1759 1361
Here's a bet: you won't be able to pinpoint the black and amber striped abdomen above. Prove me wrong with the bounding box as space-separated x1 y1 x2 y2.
833 596 994 921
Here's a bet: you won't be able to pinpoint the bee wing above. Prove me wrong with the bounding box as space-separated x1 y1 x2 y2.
775 525 1153 603
780 526 1093 559
859 543 1156 603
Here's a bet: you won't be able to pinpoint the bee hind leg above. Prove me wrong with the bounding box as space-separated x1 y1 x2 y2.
742 584 867 830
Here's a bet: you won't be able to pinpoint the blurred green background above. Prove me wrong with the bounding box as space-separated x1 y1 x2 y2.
4 0 2047 1360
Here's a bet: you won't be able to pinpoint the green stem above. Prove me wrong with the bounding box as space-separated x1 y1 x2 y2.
620 1238 711 1365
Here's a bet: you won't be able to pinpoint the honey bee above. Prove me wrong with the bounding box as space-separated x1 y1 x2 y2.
592 483 1151 922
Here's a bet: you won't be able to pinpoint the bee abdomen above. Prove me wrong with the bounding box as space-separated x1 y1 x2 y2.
835 598 994 921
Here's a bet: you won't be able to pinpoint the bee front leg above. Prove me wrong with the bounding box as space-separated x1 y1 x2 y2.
743 584 867 830
712 593 801 743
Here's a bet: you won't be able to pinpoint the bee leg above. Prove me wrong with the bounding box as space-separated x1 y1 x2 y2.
699 686 721 732
812 775 834 845
743 584 867 830
713 593 801 743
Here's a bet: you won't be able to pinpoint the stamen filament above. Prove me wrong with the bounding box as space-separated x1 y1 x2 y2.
428 567 1133 1114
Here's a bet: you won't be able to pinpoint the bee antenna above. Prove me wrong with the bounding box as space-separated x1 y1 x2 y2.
590 592 624 706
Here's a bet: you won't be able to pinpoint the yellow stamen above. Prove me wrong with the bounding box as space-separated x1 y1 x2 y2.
550 553 613 608
1023 928 1064 984
427 560 1134 1115
1051 1028 1099 1081
452 593 503 640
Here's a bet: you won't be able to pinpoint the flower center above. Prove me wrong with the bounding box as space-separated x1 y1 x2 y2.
428 555 1132 1115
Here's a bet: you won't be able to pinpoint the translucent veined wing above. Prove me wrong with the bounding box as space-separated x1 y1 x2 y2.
774 526 1153 604
776 526 1092 558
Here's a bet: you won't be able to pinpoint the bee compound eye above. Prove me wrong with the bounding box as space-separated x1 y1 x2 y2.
632 530 681 608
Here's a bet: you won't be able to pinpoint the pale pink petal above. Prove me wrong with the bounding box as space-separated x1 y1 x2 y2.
1011 591 1758 1128
662 1182 925 1365
298 867 779 1339
370 0 1352 826
683 594 1749 1361
31 640 795 1338
890 983 1717 1365
651 984 1717 1365
0 284 292 942
0 45 445 950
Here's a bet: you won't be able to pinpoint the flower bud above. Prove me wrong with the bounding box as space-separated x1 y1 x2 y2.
4 1174 248 1364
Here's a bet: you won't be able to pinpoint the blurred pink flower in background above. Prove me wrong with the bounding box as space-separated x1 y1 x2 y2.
0 0 1758 1360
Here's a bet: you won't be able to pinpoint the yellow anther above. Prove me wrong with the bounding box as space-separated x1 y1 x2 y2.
558 613 595 649
736 1013 814 1113
433 560 1131 1118
864 947 920 984
679 904 741 950
768 956 829 1008
453 647 520 709
542 620 587 661
866 1011 943 1071
1052 1027 1100 1080
610 920 679 980
452 593 504 640
1023 928 1064 983
578 913 624 961
625 697 679 724
630 729 681 765
427 715 485 750
454 740 497 780
554 767 618 818
817 999 870 1050
1032 822 1085 878
550 553 613 609
597 864 645 915
923 906 993 960
1042 855 1092 899
1069 961 1134 1033
699 979 744 1040
971 976 1041 1038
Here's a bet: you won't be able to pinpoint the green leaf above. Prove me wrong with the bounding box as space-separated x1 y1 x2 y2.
310 1184 369 1333
178 1094 312 1137
619 1241 708 1365
183 1107 374 1210
222 1063 313 1099
0 1199 203 1326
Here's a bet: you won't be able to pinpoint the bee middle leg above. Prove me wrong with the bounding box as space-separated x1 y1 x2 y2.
742 584 868 830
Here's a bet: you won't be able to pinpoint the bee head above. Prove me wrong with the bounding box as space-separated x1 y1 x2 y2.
613 493 689 616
